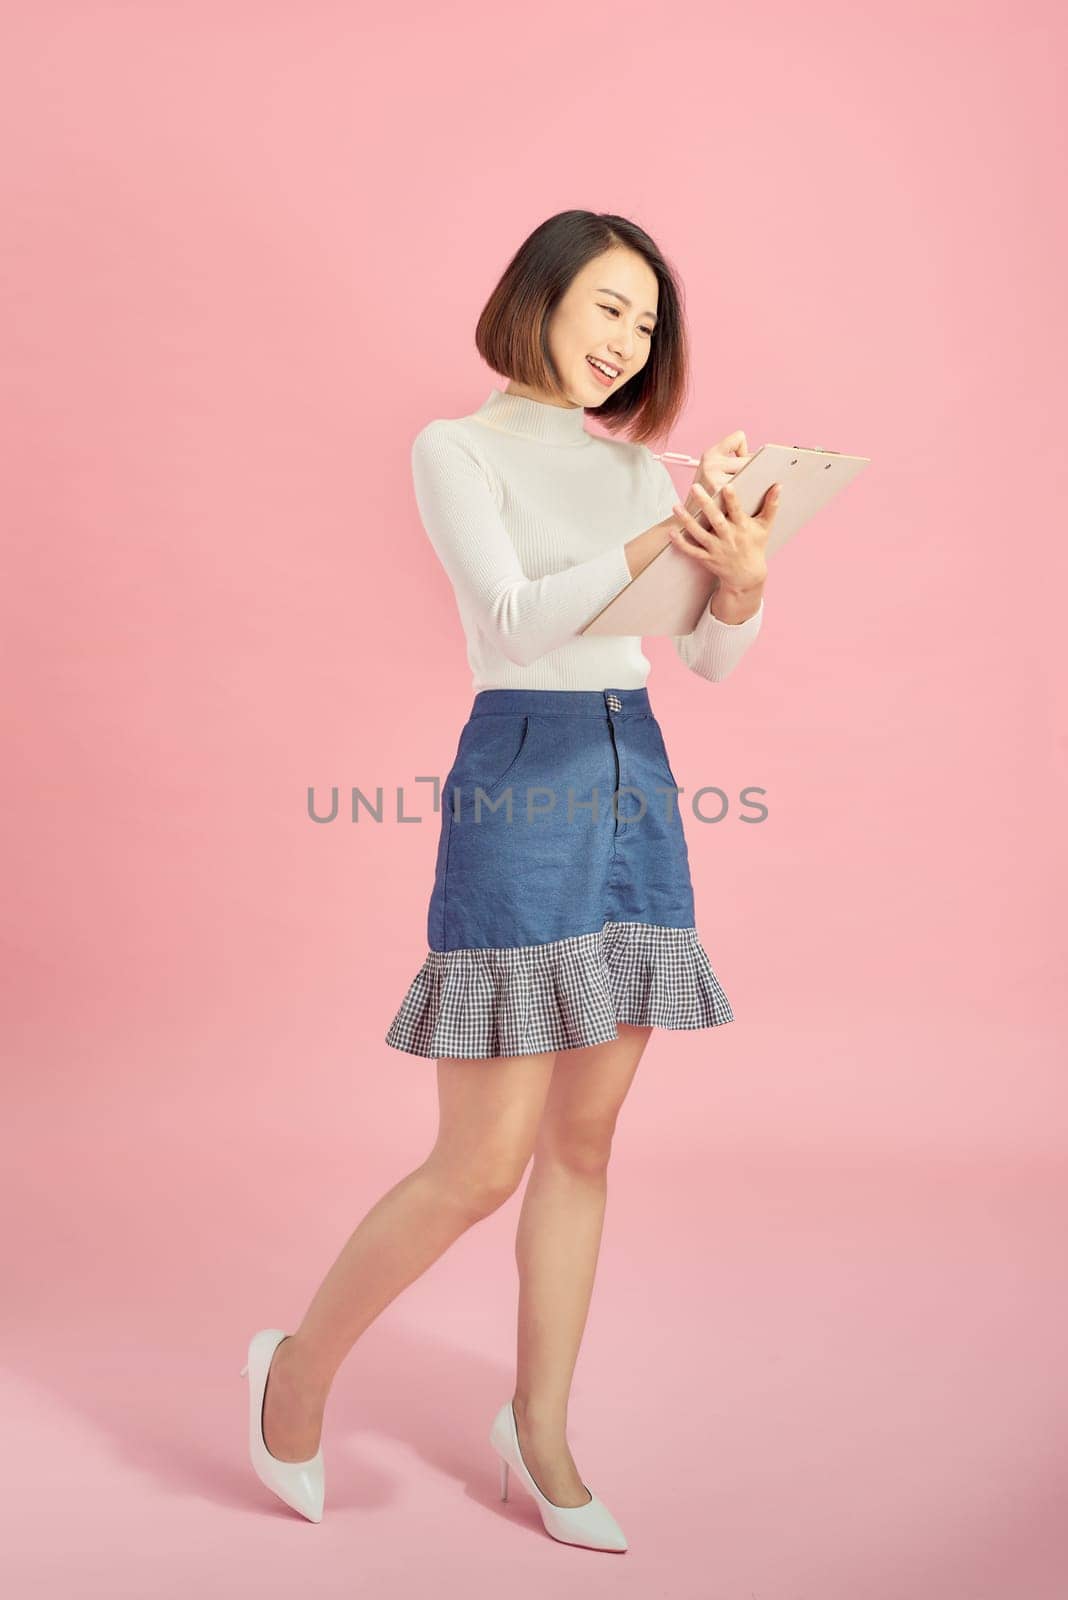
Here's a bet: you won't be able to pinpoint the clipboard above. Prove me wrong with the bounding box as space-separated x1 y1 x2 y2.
581 441 869 638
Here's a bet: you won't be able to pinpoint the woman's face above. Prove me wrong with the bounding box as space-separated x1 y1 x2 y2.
525 246 660 409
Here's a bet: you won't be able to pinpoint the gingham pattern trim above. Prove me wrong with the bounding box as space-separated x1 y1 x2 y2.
384 920 734 1060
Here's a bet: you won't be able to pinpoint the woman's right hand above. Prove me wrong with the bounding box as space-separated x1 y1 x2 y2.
685 431 753 521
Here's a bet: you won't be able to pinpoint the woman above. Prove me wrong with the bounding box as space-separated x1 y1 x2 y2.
242 210 779 1552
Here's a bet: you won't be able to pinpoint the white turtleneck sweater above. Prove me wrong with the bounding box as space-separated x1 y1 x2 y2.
411 387 765 692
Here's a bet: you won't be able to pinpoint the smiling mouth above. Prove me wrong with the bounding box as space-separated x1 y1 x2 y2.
586 356 620 384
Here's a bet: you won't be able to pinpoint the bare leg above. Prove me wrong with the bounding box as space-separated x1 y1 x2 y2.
262 1050 556 1461
510 1024 653 1507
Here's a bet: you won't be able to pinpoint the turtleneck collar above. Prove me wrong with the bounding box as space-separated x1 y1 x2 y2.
472 387 592 448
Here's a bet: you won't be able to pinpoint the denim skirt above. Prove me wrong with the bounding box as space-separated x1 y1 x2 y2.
384 686 735 1060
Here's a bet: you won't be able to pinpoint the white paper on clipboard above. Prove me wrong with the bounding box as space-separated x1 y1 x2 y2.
581 442 869 639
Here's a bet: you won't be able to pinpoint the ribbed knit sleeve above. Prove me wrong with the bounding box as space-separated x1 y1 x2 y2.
412 422 634 669
642 448 765 684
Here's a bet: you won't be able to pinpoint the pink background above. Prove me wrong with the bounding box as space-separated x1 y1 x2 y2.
4 1 1066 1595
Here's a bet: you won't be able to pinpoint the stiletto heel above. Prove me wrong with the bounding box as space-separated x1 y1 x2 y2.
488 1400 628 1552
241 1329 325 1523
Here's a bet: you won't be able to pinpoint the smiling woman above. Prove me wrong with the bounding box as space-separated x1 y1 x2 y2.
242 208 768 1558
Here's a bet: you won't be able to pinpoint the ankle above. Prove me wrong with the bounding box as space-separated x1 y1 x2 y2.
511 1394 567 1441
275 1335 331 1402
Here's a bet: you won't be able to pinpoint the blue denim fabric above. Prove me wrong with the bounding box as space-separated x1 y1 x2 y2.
427 687 697 952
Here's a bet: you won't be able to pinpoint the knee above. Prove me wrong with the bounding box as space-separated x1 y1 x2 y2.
424 1153 528 1220
538 1118 615 1178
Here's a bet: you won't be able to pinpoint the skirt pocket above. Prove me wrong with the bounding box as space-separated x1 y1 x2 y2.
451 714 535 802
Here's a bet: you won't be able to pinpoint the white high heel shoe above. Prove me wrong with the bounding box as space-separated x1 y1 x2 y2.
240 1329 324 1523
489 1400 628 1552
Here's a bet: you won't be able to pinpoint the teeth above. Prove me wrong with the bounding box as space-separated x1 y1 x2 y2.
588 357 618 377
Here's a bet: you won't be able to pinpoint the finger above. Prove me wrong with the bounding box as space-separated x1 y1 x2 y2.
718 483 746 525
672 503 718 549
669 513 721 568
724 453 753 472
672 500 712 537
691 482 730 527
719 430 748 456
758 483 783 523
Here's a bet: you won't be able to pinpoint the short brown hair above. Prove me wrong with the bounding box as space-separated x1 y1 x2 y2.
474 210 688 447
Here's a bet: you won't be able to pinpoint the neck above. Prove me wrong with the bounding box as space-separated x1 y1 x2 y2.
472 386 591 447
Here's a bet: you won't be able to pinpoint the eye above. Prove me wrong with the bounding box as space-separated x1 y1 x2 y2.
599 304 655 337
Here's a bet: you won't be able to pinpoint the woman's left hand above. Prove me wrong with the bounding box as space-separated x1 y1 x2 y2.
668 479 780 595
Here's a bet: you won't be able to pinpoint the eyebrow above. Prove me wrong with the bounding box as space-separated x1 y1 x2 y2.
595 288 658 325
